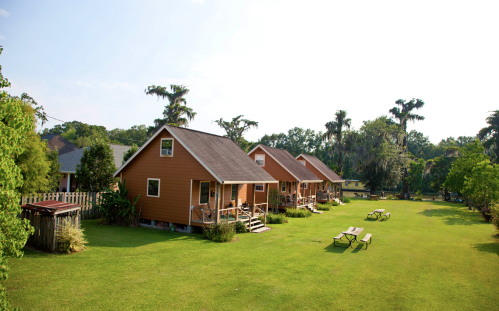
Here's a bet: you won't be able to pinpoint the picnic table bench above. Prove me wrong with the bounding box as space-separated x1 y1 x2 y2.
367 209 385 219
334 228 373 249
383 212 390 220
360 233 372 249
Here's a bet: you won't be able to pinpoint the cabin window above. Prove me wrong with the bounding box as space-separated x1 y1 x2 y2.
303 182 308 189
299 161 305 166
147 179 160 197
281 182 286 192
255 184 264 192
355 182 359 186
345 182 349 186
231 184 237 200
200 181 210 204
255 154 265 166
160 138 174 156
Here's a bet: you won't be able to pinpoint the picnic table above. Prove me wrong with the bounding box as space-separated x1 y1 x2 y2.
341 226 364 248
369 195 379 200
374 209 385 218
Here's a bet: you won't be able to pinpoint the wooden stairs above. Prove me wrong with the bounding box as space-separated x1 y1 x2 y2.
238 206 271 233
305 203 323 214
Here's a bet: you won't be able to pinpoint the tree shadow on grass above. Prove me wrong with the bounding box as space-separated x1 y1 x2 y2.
473 237 499 256
324 242 364 253
417 205 487 226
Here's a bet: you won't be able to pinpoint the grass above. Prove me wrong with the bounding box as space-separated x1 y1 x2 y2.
5 199 499 310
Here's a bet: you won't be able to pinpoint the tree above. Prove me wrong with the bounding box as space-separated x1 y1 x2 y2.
122 143 139 164
407 158 425 193
323 110 351 176
214 115 258 147
76 139 118 192
444 140 489 200
0 46 35 309
47 147 62 192
41 121 110 148
389 98 425 194
478 110 499 163
15 131 50 195
145 84 196 133
463 160 499 211
351 116 407 193
427 155 455 200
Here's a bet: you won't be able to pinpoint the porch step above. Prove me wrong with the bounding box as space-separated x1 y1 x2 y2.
251 226 271 233
313 211 324 214
250 223 265 230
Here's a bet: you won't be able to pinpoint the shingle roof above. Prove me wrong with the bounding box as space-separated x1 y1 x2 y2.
298 154 344 183
168 127 276 183
58 144 130 173
41 134 77 155
251 145 322 182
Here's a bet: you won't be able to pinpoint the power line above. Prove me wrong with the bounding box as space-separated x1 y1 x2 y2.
44 114 148 144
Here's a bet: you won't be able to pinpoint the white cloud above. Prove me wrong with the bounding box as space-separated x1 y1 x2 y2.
0 9 10 17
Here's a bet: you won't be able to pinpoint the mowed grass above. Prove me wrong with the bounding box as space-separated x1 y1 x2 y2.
5 199 499 310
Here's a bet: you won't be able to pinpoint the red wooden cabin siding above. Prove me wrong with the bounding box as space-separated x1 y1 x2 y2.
120 129 214 225
248 147 295 181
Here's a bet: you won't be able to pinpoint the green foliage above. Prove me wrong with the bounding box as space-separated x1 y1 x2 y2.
351 116 407 192
478 110 499 163
56 219 87 253
323 110 351 175
202 221 236 243
108 125 148 146
46 147 62 192
93 180 140 226
214 115 258 147
76 139 118 192
387 194 393 200
331 200 339 206
285 208 312 218
234 221 247 233
122 143 139 164
490 204 499 232
0 46 36 309
268 188 281 213
407 158 425 193
429 156 455 193
341 197 351 203
316 203 334 211
265 213 289 224
463 160 499 211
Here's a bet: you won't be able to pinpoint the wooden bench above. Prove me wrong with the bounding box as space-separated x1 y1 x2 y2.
367 211 376 219
333 233 344 247
360 233 372 249
383 212 390 220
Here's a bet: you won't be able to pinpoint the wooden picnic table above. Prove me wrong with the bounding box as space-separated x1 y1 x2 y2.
341 227 364 248
374 209 385 219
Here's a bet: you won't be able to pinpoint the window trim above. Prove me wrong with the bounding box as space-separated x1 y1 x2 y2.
299 160 306 166
255 183 265 192
281 181 286 192
147 178 160 197
160 138 174 157
199 181 210 205
255 154 265 167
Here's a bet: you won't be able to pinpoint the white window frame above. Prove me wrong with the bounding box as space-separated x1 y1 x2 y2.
303 182 308 189
147 178 160 197
160 138 174 157
255 183 265 192
255 154 265 167
281 181 286 192
199 181 210 205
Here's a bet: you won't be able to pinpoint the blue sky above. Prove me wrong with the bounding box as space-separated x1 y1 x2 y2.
1 0 498 143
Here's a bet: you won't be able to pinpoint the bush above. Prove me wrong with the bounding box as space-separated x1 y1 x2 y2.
316 203 333 211
203 221 236 242
93 180 140 226
265 213 288 224
235 221 247 233
387 195 393 200
415 196 423 201
341 197 351 203
331 200 339 206
490 204 499 232
285 208 312 218
57 219 87 253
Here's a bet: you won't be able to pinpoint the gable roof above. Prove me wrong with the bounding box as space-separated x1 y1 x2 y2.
248 145 322 183
297 154 345 183
59 144 130 173
41 134 77 155
114 125 276 184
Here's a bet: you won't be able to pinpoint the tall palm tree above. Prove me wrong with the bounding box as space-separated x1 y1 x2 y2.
322 110 351 176
145 84 196 134
478 110 499 163
389 98 425 194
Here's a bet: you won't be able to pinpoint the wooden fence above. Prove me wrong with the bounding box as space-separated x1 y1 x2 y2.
21 192 102 220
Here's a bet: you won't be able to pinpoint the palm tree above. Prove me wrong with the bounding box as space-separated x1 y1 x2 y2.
145 84 196 134
389 98 425 194
322 110 351 176
214 115 258 147
478 110 499 163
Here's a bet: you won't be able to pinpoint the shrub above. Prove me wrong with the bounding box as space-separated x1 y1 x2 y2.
387 195 393 200
316 203 333 211
481 208 492 223
415 196 423 201
490 204 499 232
203 221 236 242
266 213 288 224
57 219 87 253
234 221 247 233
285 208 312 218
341 197 351 203
331 200 339 206
93 180 140 226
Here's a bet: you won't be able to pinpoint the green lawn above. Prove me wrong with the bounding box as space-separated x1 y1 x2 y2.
5 199 499 310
